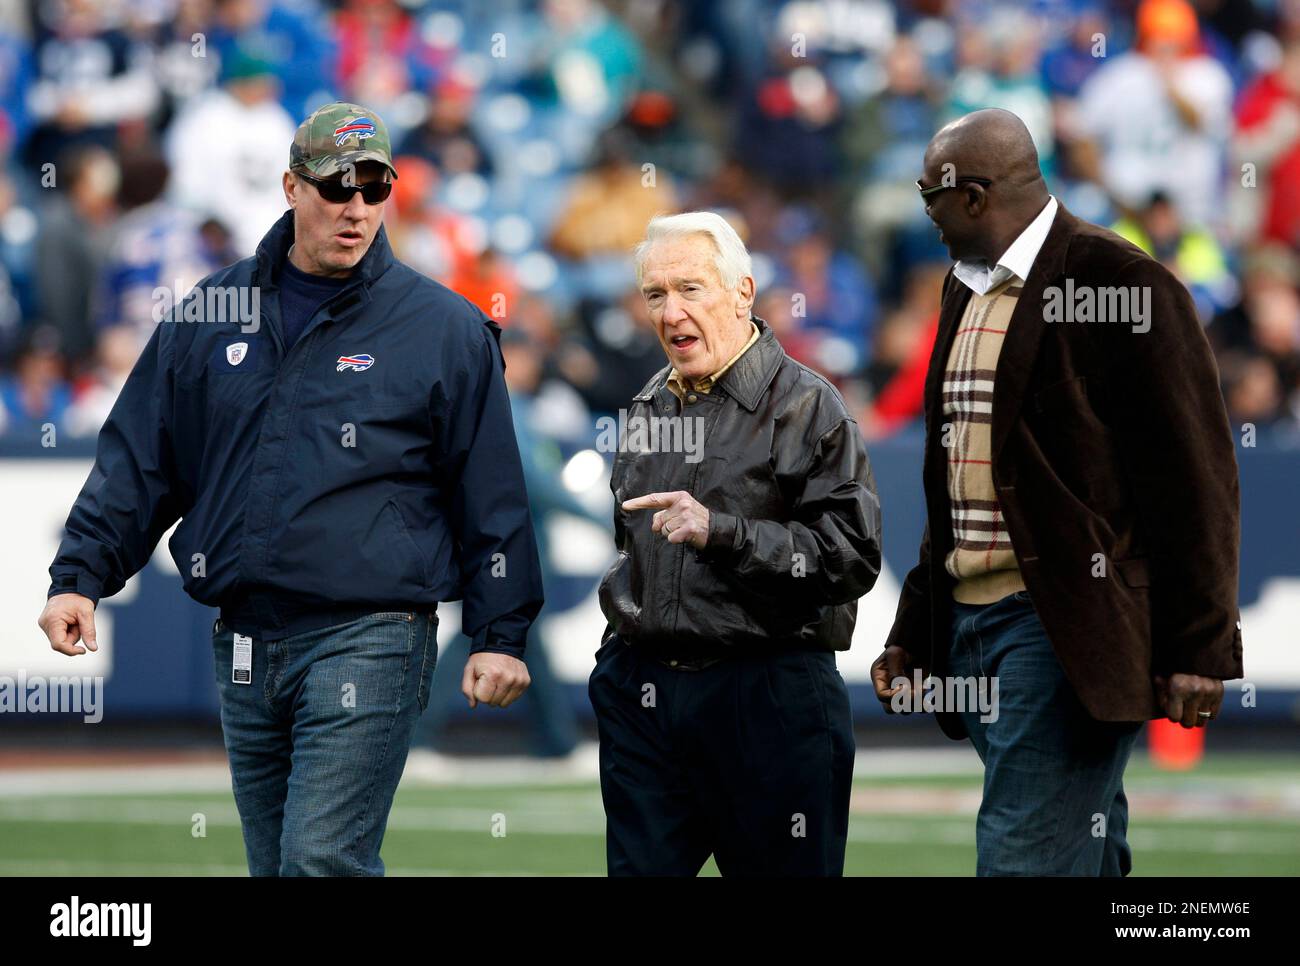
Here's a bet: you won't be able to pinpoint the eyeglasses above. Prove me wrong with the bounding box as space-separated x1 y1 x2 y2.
295 171 392 205
915 176 993 200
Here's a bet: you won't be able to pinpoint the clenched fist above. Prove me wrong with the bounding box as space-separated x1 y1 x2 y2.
462 651 530 709
38 593 99 656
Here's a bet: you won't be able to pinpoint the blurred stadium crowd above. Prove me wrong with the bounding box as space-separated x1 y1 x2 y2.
0 0 1297 444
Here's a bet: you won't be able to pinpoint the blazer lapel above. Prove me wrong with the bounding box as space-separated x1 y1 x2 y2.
925 273 972 436
920 271 973 557
988 203 1075 464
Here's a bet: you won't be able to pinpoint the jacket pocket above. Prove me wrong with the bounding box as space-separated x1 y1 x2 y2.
383 499 431 590
1114 556 1151 589
206 340 270 413
1032 375 1088 413
597 550 642 633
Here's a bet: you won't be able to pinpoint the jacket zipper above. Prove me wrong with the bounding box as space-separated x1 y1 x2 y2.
670 398 716 635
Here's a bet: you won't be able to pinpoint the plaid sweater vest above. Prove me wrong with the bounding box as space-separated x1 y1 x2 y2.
942 278 1028 604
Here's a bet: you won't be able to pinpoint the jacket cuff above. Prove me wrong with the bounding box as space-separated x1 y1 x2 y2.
470 641 526 660
697 510 740 562
469 628 526 661
47 572 102 605
1164 623 1245 680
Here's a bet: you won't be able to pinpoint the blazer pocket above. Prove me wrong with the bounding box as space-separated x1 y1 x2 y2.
1114 556 1151 588
1032 375 1089 414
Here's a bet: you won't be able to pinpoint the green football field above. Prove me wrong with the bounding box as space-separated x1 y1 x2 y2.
1 753 1297 876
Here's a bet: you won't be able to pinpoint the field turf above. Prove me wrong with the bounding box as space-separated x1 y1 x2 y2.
1 753 1296 876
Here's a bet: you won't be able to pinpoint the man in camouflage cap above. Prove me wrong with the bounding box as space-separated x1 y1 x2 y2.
283 102 400 278
41 101 544 876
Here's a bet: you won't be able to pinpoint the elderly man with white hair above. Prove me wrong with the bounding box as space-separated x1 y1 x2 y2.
590 211 883 876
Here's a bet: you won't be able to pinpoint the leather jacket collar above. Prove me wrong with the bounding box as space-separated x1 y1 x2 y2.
634 316 784 413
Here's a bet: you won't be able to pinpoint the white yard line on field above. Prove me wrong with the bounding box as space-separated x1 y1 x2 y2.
0 745 984 796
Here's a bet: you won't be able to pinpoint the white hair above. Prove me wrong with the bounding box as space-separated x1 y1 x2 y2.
634 211 753 291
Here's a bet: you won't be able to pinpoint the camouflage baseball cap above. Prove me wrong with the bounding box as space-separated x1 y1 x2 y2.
290 102 398 180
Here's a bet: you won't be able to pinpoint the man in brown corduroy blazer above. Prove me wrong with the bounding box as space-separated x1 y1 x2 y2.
871 109 1243 876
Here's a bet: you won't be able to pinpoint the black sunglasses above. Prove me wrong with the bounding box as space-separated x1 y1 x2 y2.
296 171 392 205
916 176 993 200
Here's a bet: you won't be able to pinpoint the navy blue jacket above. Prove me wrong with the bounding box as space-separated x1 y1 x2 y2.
48 209 543 657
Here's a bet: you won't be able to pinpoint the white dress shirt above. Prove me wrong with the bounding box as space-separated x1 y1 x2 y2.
952 195 1059 295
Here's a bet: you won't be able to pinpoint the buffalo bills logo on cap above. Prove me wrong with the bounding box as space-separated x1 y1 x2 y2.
337 354 375 372
333 118 377 146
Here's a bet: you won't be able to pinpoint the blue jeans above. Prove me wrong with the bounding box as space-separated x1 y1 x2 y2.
211 610 438 876
949 592 1141 876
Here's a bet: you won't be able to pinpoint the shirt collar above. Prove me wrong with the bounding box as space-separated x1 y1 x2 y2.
952 195 1058 296
667 320 761 400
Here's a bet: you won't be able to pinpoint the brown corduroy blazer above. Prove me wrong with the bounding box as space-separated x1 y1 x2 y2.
885 203 1244 740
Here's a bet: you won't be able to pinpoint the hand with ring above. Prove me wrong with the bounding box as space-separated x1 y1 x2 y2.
1154 673 1224 729
621 490 712 550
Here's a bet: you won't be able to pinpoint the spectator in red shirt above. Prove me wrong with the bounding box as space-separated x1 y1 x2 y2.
1232 37 1300 247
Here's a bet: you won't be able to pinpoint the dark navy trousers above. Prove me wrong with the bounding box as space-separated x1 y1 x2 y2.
589 634 855 876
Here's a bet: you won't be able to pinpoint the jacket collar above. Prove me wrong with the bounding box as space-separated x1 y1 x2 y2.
252 208 396 291
634 316 785 413
717 316 784 411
